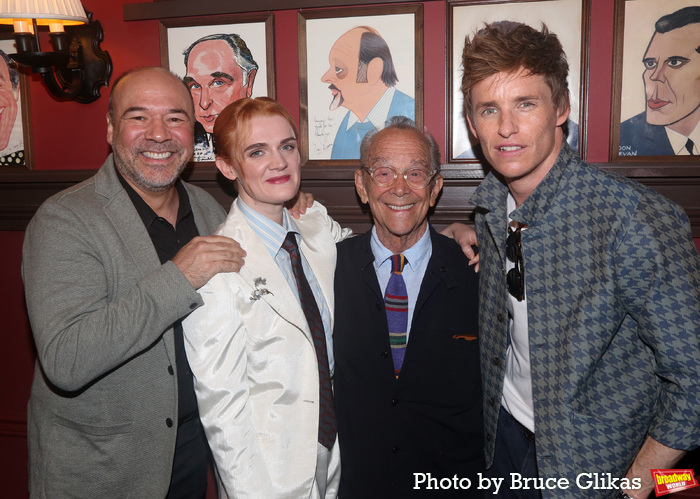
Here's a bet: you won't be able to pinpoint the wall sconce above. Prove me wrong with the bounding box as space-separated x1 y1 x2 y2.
0 1 112 104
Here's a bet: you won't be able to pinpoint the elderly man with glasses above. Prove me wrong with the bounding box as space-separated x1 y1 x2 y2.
332 116 485 498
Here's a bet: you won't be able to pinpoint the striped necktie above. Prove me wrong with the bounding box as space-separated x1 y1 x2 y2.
385 254 408 379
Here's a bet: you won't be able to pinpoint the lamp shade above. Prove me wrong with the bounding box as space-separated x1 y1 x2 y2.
0 0 88 26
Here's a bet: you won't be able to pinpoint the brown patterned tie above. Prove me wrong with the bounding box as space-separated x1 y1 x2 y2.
282 232 337 449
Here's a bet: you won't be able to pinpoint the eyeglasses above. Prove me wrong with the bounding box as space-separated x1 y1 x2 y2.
364 166 436 189
506 227 524 301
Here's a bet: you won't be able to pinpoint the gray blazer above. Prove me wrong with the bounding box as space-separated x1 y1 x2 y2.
22 155 226 498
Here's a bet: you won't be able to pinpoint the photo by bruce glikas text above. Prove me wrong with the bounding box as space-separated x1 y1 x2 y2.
413 472 642 494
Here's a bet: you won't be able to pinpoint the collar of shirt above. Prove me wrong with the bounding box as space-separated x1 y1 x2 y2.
370 224 432 340
345 86 396 131
237 197 296 258
665 120 700 155
115 165 193 230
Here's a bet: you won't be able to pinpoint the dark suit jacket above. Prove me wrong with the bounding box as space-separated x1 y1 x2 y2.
619 112 674 156
333 227 484 498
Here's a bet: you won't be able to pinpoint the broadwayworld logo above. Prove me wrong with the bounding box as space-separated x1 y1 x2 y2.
652 469 698 497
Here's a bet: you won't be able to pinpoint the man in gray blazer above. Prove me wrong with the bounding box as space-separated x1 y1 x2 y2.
22 67 245 498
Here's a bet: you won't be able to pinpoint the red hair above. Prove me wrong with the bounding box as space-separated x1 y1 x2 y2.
213 97 299 166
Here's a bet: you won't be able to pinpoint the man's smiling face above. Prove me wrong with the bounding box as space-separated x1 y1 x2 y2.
467 68 568 200
355 127 442 254
107 69 195 194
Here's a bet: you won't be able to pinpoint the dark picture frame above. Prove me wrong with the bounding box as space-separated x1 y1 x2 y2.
298 5 424 169
610 0 700 170
447 0 589 167
0 38 33 170
159 14 276 163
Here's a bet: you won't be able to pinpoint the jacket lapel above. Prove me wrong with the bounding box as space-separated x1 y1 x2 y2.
352 232 393 360
354 232 383 302
296 220 337 322
219 204 313 345
95 156 178 361
473 173 509 266
96 157 163 277
413 227 459 320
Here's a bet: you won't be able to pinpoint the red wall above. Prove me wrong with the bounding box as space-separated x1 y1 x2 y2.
0 0 698 495
22 0 619 171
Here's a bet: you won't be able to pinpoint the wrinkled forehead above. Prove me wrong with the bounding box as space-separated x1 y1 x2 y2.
368 129 431 168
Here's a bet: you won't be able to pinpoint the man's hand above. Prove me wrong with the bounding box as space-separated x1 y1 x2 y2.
622 436 686 498
441 223 480 271
287 190 315 219
172 235 246 289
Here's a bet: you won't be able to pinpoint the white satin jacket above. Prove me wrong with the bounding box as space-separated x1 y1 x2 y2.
183 201 351 498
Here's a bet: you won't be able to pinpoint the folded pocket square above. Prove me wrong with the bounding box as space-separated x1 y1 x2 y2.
452 334 477 341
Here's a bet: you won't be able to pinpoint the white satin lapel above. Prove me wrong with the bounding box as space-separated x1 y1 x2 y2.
219 204 313 344
296 213 337 320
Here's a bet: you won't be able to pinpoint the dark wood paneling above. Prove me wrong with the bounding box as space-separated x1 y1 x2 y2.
0 169 94 231
2 165 699 236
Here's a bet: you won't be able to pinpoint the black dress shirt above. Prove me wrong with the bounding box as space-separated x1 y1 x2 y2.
116 170 199 423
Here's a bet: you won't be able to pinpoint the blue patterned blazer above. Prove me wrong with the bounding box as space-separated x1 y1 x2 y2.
472 142 700 497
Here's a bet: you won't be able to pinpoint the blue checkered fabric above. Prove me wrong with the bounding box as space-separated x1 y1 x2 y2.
472 142 700 498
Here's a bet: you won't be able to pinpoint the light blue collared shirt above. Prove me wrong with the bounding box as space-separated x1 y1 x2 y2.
345 87 396 131
370 224 432 341
237 198 335 374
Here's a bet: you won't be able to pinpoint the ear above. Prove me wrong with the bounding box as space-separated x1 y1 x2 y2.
556 102 570 127
354 169 369 204
106 113 114 146
215 157 239 181
465 114 479 140
429 174 443 207
245 69 257 98
366 58 383 86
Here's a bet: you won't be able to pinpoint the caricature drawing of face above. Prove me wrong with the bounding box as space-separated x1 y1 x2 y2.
321 27 390 123
642 22 700 135
0 54 19 152
185 39 257 135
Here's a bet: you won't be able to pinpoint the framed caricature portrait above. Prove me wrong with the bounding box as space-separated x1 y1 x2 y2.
448 0 588 165
611 0 700 163
0 38 32 169
298 5 423 167
160 14 275 163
